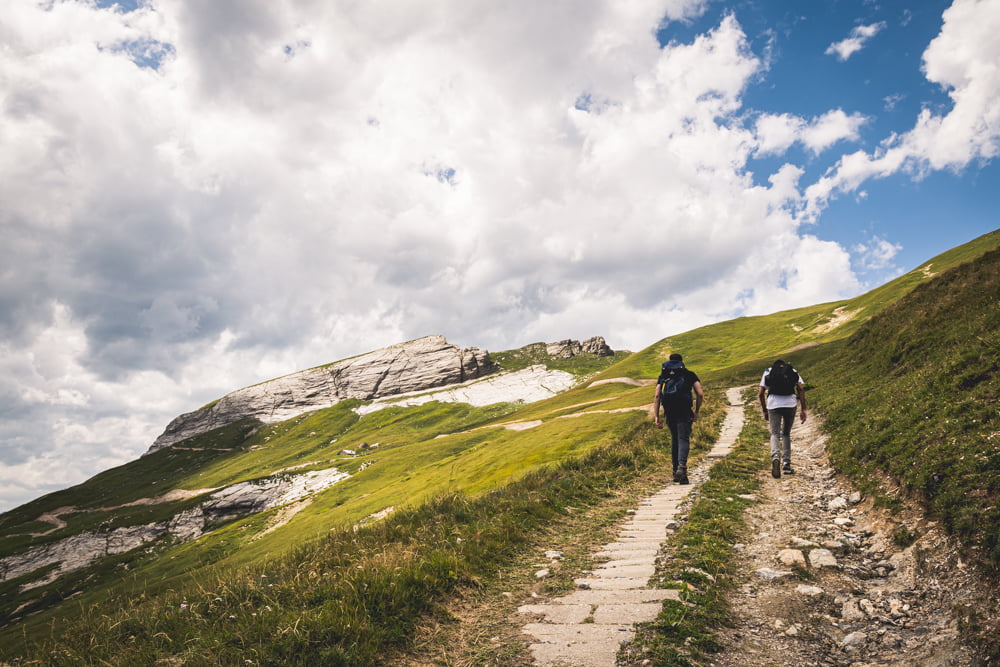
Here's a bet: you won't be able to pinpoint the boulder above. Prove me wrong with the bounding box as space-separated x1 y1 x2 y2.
545 336 613 359
147 335 497 453
546 340 582 358
777 549 807 567
581 336 613 356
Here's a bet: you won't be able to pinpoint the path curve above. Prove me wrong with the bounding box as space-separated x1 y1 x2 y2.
518 387 748 666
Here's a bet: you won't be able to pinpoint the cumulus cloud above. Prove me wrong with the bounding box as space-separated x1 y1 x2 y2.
853 237 903 271
755 109 867 156
0 0 994 511
806 0 1000 214
825 21 887 61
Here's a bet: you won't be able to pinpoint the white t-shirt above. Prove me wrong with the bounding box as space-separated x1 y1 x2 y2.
760 368 803 410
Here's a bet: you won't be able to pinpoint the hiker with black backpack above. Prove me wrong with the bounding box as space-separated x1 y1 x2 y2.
758 359 807 478
653 353 703 485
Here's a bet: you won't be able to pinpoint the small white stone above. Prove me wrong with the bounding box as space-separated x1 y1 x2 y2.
777 549 807 567
809 549 839 568
756 567 794 581
842 631 867 648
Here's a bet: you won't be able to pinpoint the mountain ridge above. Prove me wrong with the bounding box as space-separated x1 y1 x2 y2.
147 334 498 453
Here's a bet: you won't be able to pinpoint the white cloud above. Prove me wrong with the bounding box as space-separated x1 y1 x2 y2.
755 109 867 156
800 110 868 154
853 236 903 271
805 0 1000 215
825 21 886 61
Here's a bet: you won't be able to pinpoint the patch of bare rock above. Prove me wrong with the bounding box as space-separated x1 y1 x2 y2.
147 335 498 453
545 336 614 358
709 418 994 667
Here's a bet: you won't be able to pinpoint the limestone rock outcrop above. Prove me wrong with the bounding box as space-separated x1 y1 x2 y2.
147 335 497 453
0 467 350 590
581 336 613 356
545 336 613 359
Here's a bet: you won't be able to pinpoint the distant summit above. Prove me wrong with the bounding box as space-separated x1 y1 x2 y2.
147 335 497 454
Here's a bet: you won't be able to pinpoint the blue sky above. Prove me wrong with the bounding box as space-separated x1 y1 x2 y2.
1 0 997 512
660 0 996 278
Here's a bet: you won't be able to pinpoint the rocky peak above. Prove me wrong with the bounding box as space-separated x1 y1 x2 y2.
545 336 613 359
146 335 497 454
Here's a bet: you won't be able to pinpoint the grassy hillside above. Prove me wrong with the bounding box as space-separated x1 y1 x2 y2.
0 389 729 664
602 228 1000 380
0 347 638 646
1 229 998 663
810 245 1000 573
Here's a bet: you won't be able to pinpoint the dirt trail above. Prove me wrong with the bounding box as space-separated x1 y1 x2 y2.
516 388 748 666
708 410 991 666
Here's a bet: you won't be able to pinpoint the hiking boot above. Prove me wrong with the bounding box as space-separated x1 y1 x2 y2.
672 467 679 482
771 459 781 479
782 462 794 475
676 465 689 485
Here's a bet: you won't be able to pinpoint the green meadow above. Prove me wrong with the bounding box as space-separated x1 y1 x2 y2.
1 229 997 664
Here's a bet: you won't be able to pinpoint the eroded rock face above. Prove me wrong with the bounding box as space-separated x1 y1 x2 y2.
353 365 578 416
0 468 350 590
581 336 613 356
147 335 497 453
544 336 613 359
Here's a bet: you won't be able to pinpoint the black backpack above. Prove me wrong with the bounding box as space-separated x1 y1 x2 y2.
765 361 799 396
659 360 692 403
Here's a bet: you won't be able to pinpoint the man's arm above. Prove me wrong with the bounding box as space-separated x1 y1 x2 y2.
758 385 768 421
797 382 808 422
653 385 663 428
692 380 704 422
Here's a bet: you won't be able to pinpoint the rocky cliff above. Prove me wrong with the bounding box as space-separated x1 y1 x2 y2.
147 335 497 454
0 467 351 589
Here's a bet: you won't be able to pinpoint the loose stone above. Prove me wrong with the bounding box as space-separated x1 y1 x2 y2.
777 549 807 567
756 567 795 581
842 630 868 648
809 548 839 568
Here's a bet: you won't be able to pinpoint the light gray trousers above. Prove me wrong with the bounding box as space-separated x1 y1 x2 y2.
768 407 796 463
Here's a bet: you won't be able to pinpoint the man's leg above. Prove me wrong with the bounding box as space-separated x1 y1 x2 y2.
667 419 680 474
780 408 796 473
674 420 691 484
768 410 783 478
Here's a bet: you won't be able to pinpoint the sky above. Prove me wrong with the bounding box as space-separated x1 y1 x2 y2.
1 0 998 513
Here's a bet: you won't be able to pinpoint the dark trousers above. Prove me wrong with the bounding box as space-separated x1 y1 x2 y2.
667 418 692 471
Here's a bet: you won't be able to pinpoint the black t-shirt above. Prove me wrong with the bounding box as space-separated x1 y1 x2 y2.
659 368 699 421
